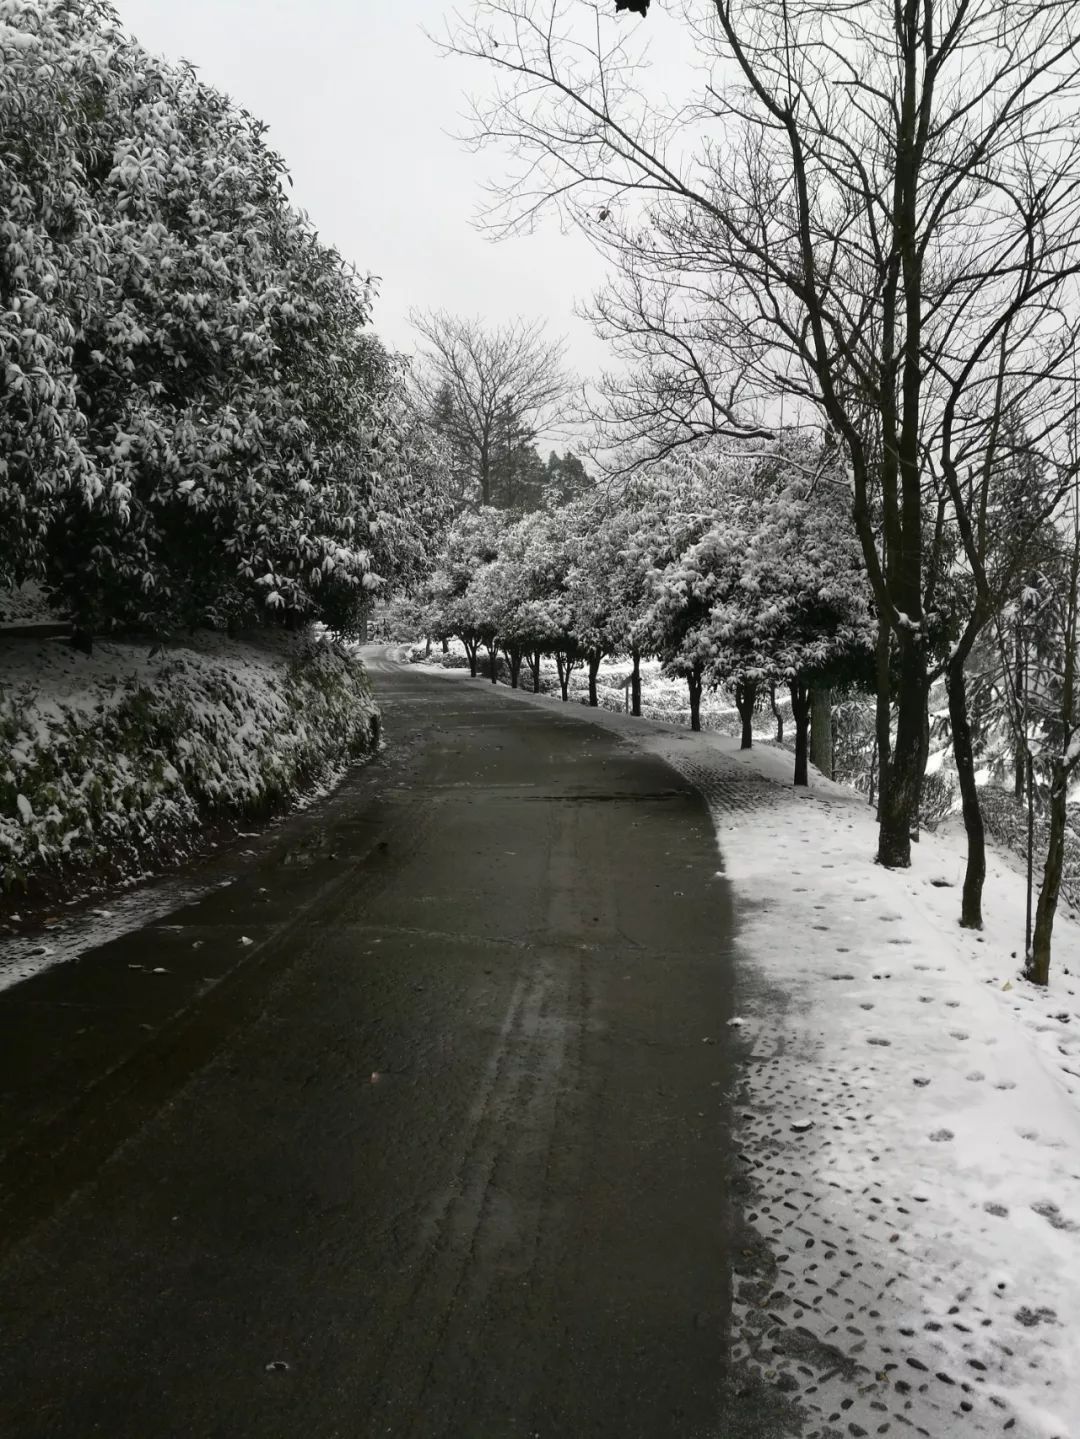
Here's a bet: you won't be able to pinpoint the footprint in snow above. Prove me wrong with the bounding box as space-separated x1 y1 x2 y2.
1031 1201 1079 1232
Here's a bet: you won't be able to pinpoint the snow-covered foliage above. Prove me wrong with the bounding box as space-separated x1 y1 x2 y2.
425 507 510 666
420 437 873 739
0 1 445 635
642 440 873 690
0 626 378 893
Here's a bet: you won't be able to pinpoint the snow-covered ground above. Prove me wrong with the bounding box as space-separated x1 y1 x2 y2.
400 648 1080 1438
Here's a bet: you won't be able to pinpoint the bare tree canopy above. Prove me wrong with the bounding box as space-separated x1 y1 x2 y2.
440 0 1080 875
409 310 572 508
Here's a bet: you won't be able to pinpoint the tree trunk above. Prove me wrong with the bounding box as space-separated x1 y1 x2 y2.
631 648 642 717
533 650 542 693
946 652 985 929
486 643 498 683
877 637 927 868
868 736 878 809
424 636 432 659
734 678 756 750
909 687 932 845
555 653 569 701
687 664 703 732
1015 738 1027 802
441 637 449 655
1014 622 1026 801
479 438 491 506
464 639 479 678
1028 529 1080 982
790 679 811 786
1030 759 1067 986
769 681 783 742
875 617 892 821
588 651 601 707
809 684 833 778
505 646 522 689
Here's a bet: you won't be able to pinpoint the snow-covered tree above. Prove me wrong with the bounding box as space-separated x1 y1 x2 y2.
1 1 438 637
427 508 509 677
636 438 872 768
637 442 763 732
706 452 874 782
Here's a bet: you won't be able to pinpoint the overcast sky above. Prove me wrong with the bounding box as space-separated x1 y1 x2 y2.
115 0 616 381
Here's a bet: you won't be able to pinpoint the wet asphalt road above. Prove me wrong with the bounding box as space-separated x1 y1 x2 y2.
0 656 746 1439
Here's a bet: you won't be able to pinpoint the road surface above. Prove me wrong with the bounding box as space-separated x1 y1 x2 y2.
0 655 759 1438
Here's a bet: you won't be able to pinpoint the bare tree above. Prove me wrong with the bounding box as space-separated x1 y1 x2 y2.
439 0 1080 879
579 249 775 467
410 310 571 508
1006 454 1080 984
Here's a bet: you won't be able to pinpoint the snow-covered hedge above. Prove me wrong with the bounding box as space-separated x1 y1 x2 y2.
0 631 379 893
0 2 449 636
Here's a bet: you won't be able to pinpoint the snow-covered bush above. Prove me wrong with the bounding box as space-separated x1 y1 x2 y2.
0 1 445 635
0 629 378 893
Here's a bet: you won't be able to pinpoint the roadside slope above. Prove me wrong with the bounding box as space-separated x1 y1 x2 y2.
0 627 378 911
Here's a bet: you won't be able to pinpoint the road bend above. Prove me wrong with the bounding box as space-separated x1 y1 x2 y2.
0 654 748 1439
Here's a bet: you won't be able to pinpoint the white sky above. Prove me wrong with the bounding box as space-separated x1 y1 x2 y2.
114 0 617 381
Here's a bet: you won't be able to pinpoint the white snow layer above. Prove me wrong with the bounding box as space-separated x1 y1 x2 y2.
1 626 378 960
403 650 1080 1438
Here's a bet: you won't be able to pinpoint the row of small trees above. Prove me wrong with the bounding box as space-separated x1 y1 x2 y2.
436 0 1080 984
1 1 446 638
410 436 873 788
411 424 1080 984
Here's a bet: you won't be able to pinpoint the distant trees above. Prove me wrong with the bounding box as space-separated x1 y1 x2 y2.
419 436 873 783
544 450 592 508
0 1 446 638
409 311 573 511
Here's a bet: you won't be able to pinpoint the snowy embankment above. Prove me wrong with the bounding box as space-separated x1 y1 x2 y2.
0 623 379 904
402 648 1080 1438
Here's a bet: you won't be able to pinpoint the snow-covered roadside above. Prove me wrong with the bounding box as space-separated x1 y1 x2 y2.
402 652 1080 1437
1 626 379 937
